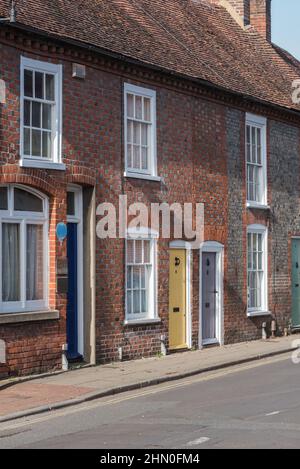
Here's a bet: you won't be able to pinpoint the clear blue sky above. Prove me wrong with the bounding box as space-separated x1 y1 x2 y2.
272 0 300 59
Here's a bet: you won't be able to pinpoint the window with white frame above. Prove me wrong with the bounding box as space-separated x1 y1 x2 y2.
0 185 48 313
246 114 267 206
126 235 157 321
21 57 63 168
124 83 157 177
247 225 268 314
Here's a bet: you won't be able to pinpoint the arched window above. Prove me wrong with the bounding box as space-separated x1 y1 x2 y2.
0 185 48 313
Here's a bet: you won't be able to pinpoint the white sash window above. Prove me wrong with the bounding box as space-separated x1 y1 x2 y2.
247 225 268 316
20 57 64 170
124 83 157 179
0 186 48 313
125 228 158 322
246 114 267 208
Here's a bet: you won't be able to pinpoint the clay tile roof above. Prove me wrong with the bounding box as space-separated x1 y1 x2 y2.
0 0 299 112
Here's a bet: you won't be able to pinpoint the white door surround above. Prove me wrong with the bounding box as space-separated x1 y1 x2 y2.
199 241 224 349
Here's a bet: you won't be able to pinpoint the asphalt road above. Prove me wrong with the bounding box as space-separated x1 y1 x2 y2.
1 354 300 449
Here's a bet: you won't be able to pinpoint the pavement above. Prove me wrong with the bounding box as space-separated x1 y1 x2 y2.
0 334 299 424
1 353 300 449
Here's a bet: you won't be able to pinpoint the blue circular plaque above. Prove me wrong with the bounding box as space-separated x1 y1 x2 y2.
56 222 68 242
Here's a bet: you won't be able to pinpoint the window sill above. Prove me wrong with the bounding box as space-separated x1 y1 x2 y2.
124 172 161 182
246 202 270 210
0 310 60 325
247 310 272 318
20 159 66 171
123 318 161 326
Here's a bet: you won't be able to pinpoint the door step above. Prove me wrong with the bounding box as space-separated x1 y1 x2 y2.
0 364 9 380
169 348 189 354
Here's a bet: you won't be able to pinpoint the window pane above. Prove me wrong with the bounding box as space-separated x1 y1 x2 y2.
248 164 254 185
35 71 44 99
144 98 151 121
135 95 142 119
258 234 262 252
14 188 43 212
127 94 134 118
32 129 41 157
141 266 146 289
45 74 55 101
246 125 251 145
0 187 8 210
133 266 140 288
42 131 51 158
26 225 44 301
127 121 133 143
133 145 140 169
67 191 75 216
24 69 33 97
42 104 52 130
254 167 261 202
141 290 147 313
251 127 256 163
135 240 143 263
32 102 41 128
247 144 251 163
133 290 140 314
24 100 31 126
141 124 148 145
144 240 151 263
2 223 20 302
127 240 134 263
24 128 31 155
258 252 263 270
127 144 132 168
133 122 140 144
252 234 257 251
141 148 148 170
127 266 132 289
127 291 132 315
257 128 262 165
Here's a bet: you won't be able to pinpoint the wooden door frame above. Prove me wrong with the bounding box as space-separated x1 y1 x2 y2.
199 241 224 349
169 241 192 349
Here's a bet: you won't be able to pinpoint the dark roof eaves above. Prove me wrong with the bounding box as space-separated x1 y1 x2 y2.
3 21 300 122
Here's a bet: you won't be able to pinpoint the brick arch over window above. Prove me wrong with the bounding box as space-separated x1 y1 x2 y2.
66 165 96 187
0 164 59 197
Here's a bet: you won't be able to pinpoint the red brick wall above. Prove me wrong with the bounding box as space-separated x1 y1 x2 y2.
0 36 298 376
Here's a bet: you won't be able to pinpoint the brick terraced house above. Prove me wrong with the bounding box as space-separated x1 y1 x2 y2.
0 0 300 377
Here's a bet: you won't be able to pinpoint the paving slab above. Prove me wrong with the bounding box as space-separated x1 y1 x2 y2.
0 335 299 423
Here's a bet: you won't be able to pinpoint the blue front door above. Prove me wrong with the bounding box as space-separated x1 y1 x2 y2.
67 223 81 359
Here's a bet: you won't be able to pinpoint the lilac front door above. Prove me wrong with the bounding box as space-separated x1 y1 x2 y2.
202 252 217 343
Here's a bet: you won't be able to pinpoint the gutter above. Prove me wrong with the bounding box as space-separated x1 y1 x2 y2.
2 21 300 121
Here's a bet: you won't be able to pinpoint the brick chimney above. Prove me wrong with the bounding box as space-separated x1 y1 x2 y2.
226 0 250 25
249 0 272 42
208 1 272 41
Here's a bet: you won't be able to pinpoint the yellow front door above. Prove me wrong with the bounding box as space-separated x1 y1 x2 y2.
169 249 187 350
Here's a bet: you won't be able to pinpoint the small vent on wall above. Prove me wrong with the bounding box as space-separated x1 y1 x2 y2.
72 63 86 79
